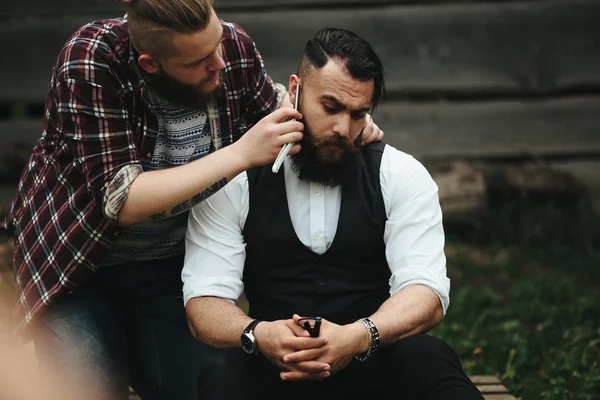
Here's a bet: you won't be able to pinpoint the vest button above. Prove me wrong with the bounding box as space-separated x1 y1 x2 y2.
317 278 326 286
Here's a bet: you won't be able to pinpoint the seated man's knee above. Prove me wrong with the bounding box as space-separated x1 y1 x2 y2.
386 334 460 369
197 348 254 399
197 347 242 376
383 335 483 400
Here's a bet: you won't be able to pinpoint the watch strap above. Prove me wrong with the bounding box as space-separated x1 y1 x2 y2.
244 319 262 334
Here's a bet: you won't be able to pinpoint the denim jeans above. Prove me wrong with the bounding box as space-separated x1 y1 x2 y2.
32 256 218 400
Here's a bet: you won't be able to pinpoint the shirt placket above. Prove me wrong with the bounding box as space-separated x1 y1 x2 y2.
309 182 327 253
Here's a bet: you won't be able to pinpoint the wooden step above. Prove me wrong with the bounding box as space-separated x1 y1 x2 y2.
471 375 517 400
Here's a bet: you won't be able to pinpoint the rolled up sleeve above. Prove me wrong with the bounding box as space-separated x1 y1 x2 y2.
56 51 140 220
103 164 143 224
382 148 450 315
182 173 249 306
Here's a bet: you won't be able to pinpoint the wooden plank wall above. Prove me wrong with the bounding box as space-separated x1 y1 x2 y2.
1 0 599 212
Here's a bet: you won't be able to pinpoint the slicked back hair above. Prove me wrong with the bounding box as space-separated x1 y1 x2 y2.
297 28 386 110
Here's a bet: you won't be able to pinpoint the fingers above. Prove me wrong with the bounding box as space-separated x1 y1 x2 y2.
288 336 328 351
238 105 304 169
283 348 325 363
279 360 331 381
274 120 304 134
361 126 382 146
280 370 331 381
277 132 303 147
286 318 311 337
291 360 330 373
270 120 303 148
269 106 302 122
286 143 302 157
360 117 374 146
360 114 384 146
362 114 374 135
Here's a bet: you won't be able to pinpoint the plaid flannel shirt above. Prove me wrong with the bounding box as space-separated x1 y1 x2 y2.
1 16 283 338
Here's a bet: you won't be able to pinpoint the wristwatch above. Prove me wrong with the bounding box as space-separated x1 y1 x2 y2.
241 319 263 355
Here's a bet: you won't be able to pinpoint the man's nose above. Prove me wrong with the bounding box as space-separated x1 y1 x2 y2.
333 113 352 138
207 51 226 72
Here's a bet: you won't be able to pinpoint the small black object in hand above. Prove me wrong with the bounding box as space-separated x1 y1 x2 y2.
298 316 322 337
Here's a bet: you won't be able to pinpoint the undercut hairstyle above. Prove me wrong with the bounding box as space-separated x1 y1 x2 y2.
297 28 386 110
125 0 214 59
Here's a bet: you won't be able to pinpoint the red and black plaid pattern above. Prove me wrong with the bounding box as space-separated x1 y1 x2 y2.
1 16 280 338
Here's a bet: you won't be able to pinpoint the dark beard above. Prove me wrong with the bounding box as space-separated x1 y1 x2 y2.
291 118 361 188
143 67 219 108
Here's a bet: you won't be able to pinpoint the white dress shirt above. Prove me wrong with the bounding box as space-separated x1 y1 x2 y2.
183 144 450 314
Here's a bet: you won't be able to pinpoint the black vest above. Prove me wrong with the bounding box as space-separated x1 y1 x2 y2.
242 141 390 325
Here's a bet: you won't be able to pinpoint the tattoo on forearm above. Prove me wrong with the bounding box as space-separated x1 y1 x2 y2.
149 178 228 221
150 211 168 221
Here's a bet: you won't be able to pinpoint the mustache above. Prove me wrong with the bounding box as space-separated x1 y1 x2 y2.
300 120 362 151
312 135 353 148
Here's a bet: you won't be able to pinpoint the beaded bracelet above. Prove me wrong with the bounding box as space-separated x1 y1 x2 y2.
355 317 380 362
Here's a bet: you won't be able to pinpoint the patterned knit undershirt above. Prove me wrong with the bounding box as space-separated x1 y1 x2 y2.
101 88 213 265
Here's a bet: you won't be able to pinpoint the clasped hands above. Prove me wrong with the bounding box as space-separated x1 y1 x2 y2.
252 314 369 381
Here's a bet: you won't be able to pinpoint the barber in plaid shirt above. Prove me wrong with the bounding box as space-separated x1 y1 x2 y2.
2 0 384 399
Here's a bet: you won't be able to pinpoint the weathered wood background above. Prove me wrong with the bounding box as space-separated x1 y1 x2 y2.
1 0 599 217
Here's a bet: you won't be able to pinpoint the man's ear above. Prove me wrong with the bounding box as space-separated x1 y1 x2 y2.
138 54 159 75
288 74 301 106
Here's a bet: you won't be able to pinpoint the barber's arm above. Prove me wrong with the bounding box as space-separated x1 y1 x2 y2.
117 107 303 226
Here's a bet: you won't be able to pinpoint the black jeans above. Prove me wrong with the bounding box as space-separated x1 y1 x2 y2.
198 334 484 400
32 256 217 400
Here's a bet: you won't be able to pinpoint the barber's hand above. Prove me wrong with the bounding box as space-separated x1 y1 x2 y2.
253 320 331 380
280 315 369 380
233 107 304 169
360 114 384 146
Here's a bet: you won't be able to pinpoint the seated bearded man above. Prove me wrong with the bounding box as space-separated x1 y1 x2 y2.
182 28 484 400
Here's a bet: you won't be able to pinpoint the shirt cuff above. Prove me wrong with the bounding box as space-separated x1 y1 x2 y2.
103 164 143 224
389 270 451 316
182 276 243 307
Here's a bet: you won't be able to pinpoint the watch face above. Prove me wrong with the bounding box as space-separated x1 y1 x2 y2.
241 333 255 354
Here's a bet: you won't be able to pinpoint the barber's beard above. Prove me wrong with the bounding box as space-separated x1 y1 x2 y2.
143 66 220 108
291 117 361 188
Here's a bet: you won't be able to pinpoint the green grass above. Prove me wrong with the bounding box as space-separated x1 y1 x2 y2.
432 198 600 400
